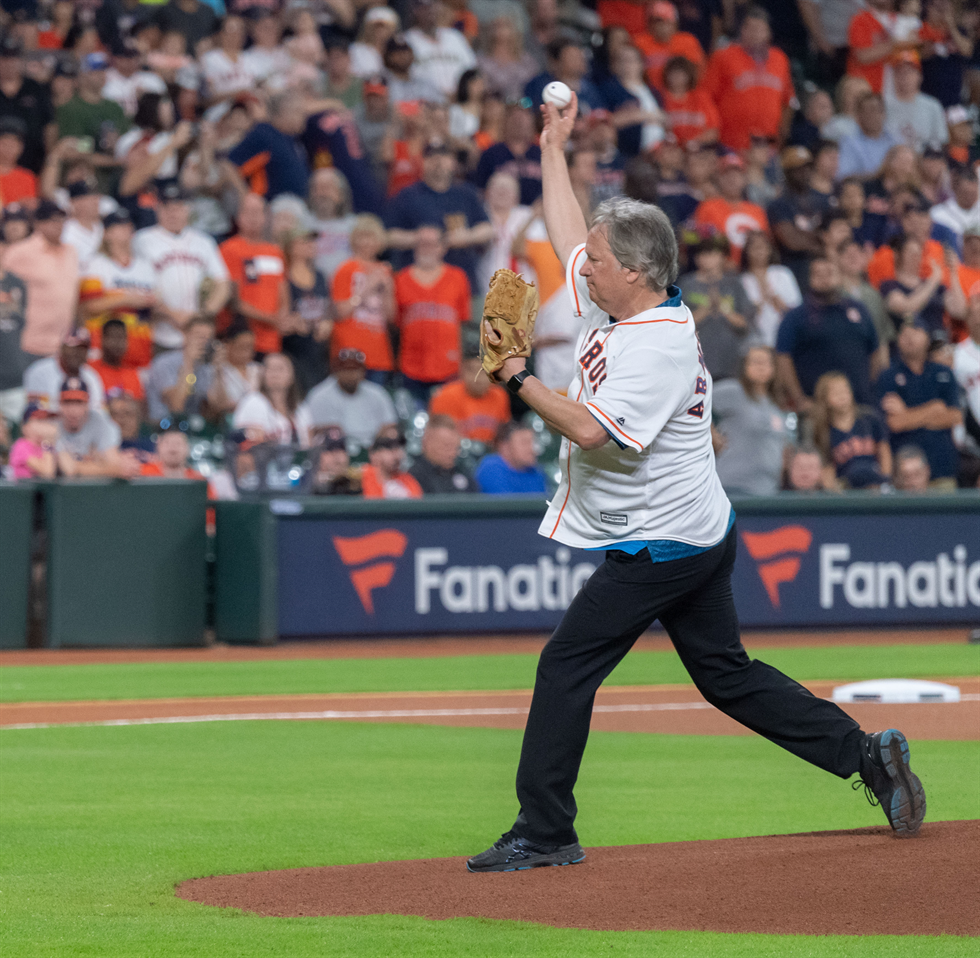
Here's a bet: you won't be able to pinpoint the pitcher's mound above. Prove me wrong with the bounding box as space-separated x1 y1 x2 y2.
177 820 978 936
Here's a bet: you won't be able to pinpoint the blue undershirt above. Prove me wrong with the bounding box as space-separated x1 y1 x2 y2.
586 509 736 563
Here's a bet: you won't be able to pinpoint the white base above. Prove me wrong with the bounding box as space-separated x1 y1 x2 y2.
832 679 961 704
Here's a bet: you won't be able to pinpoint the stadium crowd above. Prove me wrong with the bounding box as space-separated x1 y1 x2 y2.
0 0 979 499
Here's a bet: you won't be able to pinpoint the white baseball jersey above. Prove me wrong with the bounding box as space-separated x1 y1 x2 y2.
539 243 732 550
83 251 157 299
23 357 105 412
133 225 229 349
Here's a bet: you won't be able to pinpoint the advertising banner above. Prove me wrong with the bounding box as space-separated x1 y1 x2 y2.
276 509 980 636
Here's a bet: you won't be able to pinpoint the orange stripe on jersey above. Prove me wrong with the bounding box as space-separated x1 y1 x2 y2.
585 402 642 450
568 247 587 316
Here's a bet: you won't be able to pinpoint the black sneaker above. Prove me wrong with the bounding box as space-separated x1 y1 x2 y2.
466 831 586 872
855 729 926 838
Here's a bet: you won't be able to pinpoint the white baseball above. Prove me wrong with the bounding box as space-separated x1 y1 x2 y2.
542 81 573 110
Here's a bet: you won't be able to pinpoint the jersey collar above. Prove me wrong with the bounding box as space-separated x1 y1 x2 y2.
604 285 685 326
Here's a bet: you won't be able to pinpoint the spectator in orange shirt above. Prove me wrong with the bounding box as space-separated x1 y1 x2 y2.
331 213 396 384
139 429 204 481
703 7 795 152
0 116 37 208
694 154 769 265
88 319 145 403
395 225 471 406
846 0 899 96
660 56 719 150
634 2 705 93
867 195 949 289
220 193 288 356
428 343 511 445
360 431 423 499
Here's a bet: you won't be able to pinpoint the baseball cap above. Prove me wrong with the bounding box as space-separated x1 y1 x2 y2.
0 35 24 58
33 198 67 221
319 425 347 452
718 153 745 171
22 401 57 424
156 180 190 203
60 376 90 403
780 145 813 171
111 39 141 58
67 180 98 199
81 52 110 73
336 348 366 368
371 434 405 451
53 58 79 78
62 327 92 348
385 35 412 55
946 104 971 126
893 50 921 69
364 75 388 97
1 202 30 224
102 208 133 229
648 1 679 22
365 6 400 28
0 115 26 139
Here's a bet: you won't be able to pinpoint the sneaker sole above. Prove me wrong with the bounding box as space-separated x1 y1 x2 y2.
466 850 586 873
879 729 926 838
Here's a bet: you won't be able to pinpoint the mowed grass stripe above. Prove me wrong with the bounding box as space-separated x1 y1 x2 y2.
1 643 978 703
0 720 977 957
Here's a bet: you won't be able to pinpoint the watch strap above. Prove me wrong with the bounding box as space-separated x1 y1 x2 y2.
506 369 530 395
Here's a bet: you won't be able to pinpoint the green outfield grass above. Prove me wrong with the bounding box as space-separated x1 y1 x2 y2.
1 720 977 958
1 642 978 703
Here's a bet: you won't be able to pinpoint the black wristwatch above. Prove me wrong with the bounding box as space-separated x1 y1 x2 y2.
506 369 530 394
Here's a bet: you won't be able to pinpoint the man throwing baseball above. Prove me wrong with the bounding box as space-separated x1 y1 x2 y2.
466 93 925 873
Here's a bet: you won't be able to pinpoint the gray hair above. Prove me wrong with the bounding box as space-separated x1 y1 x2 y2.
591 197 679 292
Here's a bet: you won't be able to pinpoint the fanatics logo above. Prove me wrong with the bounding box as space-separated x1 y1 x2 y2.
740 526 813 608
333 529 408 614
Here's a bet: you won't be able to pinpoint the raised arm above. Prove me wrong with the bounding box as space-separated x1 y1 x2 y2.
540 92 588 270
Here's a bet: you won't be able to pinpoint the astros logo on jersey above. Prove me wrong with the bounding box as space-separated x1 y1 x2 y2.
740 526 813 608
332 530 408 614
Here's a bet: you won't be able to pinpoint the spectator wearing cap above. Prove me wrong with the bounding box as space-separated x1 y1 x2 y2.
382 34 443 106
322 37 364 111
79 207 157 369
878 321 963 489
300 347 397 448
152 0 220 52
884 51 949 154
23 326 104 412
836 93 902 181
867 194 950 289
408 414 478 494
394 225 471 406
428 341 511 445
524 38 604 113
49 57 79 110
56 52 131 191
88 318 145 403
132 181 231 351
219 192 287 356
61 180 104 269
474 421 547 495
9 402 58 479
403 0 476 102
0 33 53 173
693 154 769 267
228 91 310 200
633 2 705 93
766 145 831 289
55 375 137 478
146 314 216 423
776 256 880 411
0 115 36 206
102 39 167 117
944 105 978 168
361 430 422 499
3 200 79 358
95 0 155 53
930 165 980 240
354 74 394 183
703 7 794 152
330 214 395 384
679 233 755 382
0 200 31 244
385 139 492 291
473 105 542 207
351 5 400 79
311 425 362 496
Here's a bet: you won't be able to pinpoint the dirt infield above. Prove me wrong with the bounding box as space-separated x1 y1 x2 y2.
176 820 979 936
3 678 978 739
0 627 970 666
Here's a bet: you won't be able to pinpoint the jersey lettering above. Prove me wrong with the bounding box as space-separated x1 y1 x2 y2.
687 400 705 419
695 376 707 395
580 342 603 369
588 357 607 387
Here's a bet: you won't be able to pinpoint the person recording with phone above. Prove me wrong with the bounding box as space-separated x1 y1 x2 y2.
146 314 217 424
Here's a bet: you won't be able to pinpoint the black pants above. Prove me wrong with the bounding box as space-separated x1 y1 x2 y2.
512 525 865 846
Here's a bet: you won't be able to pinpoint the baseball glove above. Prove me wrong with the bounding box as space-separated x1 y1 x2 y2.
480 269 539 378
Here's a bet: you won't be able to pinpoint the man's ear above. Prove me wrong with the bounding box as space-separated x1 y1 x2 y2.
623 268 641 286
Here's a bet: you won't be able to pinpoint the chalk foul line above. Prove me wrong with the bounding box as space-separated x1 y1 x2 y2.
2 695 977 731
